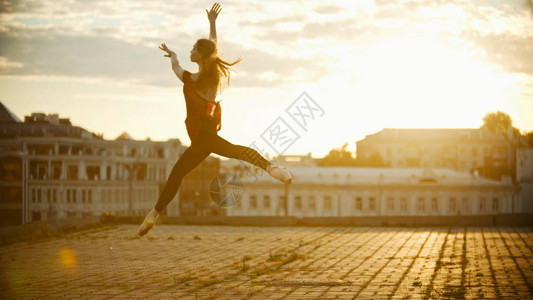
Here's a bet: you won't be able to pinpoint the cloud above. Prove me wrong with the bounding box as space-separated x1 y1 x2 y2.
255 18 369 44
0 23 328 88
0 56 23 69
1 0 333 88
214 41 330 88
0 30 178 85
0 0 45 14
314 5 343 15
1 0 532 90
238 15 307 28
464 32 533 76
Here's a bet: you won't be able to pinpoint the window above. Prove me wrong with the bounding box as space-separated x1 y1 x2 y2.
37 189 41 203
479 197 486 212
431 198 438 211
462 198 469 213
278 196 285 210
88 190 92 203
32 189 36 203
324 196 332 210
492 198 499 212
67 165 78 180
295 196 302 209
369 197 376 211
67 189 71 203
355 197 363 211
400 198 407 211
308 196 316 209
32 212 41 221
417 198 425 212
46 189 51 203
263 195 270 209
52 165 61 180
387 197 394 211
53 189 57 203
59 145 69 155
250 195 257 208
449 198 456 212
86 166 100 180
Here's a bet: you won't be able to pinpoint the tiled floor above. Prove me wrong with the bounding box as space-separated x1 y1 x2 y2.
1 225 532 299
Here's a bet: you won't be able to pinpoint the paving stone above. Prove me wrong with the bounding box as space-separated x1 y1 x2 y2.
0 225 532 298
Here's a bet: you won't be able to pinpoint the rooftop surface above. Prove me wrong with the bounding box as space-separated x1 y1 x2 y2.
242 166 502 185
1 225 532 299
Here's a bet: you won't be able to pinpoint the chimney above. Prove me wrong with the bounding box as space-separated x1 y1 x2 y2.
30 113 47 122
46 113 60 125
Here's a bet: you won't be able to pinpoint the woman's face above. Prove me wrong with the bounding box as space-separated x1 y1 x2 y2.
190 43 201 62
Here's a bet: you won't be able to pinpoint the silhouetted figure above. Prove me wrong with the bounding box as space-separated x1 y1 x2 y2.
138 3 293 236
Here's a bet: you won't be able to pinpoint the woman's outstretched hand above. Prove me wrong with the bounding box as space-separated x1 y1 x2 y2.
159 43 175 58
206 2 221 23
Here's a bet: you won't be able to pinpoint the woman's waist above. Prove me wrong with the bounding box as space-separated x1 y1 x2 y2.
185 101 220 115
185 114 217 122
185 116 217 128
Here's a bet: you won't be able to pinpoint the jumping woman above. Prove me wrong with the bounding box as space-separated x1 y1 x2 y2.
138 2 293 236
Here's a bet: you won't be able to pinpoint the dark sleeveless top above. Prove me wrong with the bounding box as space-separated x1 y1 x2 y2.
182 70 222 151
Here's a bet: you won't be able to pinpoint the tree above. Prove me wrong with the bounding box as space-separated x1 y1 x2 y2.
481 111 520 137
524 131 533 147
355 150 387 167
318 143 357 167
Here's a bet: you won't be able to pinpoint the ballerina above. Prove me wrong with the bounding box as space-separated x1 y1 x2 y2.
138 2 293 236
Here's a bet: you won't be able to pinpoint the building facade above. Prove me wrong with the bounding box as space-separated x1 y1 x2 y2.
517 147 533 212
179 155 223 216
0 104 220 225
356 128 516 180
224 167 520 217
517 147 533 183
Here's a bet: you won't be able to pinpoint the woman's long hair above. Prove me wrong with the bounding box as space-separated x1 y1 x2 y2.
194 38 242 95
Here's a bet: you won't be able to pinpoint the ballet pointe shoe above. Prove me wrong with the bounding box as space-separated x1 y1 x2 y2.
138 208 159 236
266 164 293 184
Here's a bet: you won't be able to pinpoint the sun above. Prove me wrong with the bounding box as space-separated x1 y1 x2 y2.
330 35 512 129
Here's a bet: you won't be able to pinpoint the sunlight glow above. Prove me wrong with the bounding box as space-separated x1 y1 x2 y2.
329 36 513 130
59 247 77 269
1 0 531 157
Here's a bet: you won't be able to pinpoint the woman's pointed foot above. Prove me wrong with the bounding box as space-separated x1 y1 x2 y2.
138 208 159 236
267 164 293 184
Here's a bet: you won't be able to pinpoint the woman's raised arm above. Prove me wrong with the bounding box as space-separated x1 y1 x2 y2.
206 2 221 43
159 43 185 82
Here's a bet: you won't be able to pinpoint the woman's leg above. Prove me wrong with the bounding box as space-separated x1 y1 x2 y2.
154 147 211 213
207 134 292 184
207 134 271 170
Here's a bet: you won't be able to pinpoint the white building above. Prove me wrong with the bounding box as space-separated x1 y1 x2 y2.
517 147 533 183
225 167 520 217
274 153 317 167
356 128 516 180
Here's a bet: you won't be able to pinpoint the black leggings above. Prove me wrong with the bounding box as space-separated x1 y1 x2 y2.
154 119 271 213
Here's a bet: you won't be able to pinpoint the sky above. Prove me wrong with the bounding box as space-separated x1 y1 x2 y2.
1 0 532 158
